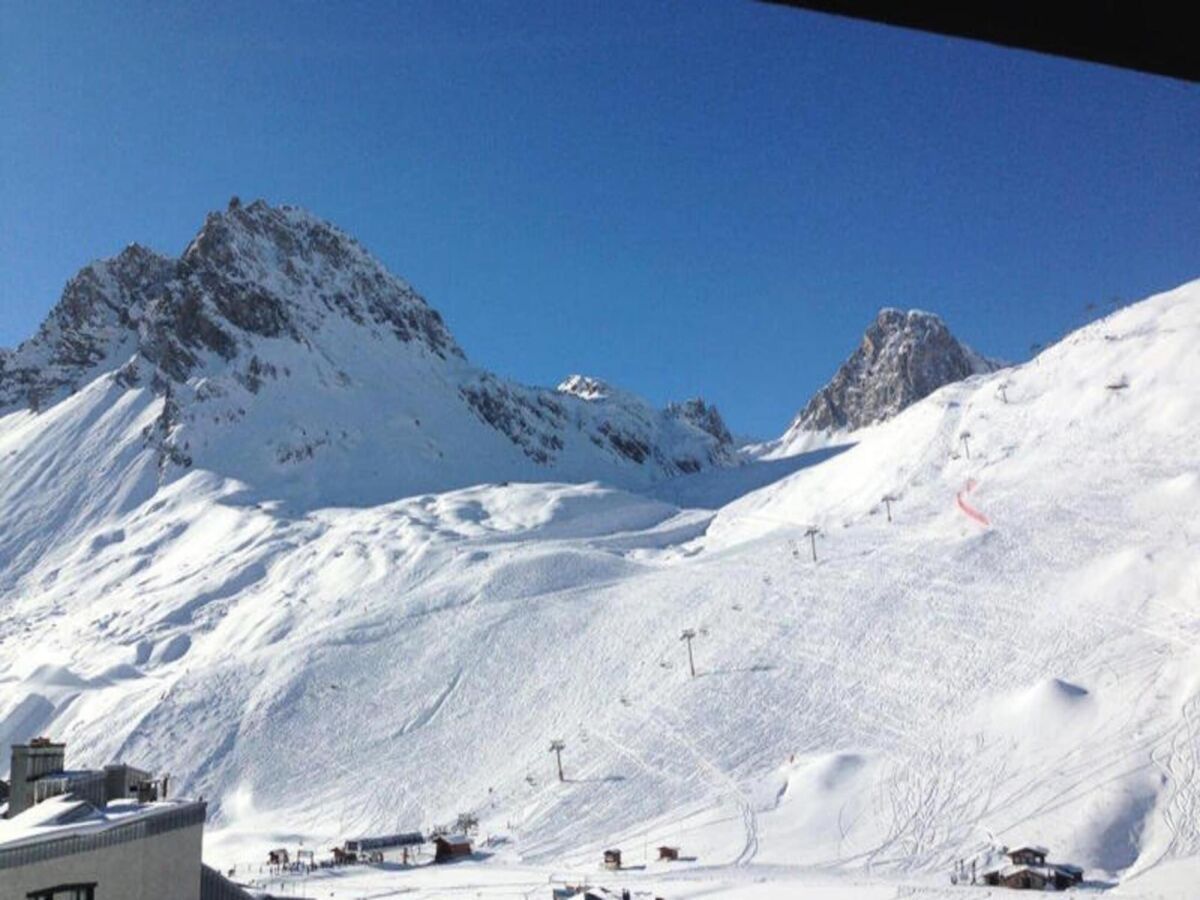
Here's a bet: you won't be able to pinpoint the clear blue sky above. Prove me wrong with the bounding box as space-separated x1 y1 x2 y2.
2 2 1197 437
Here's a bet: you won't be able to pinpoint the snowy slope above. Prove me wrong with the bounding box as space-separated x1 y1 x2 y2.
0 277 1197 899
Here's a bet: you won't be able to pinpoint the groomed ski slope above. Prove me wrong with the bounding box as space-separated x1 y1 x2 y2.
0 279 1197 897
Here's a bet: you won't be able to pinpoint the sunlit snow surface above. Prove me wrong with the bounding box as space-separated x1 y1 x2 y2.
1 280 1197 898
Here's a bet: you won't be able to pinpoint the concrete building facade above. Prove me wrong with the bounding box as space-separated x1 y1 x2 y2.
0 797 205 900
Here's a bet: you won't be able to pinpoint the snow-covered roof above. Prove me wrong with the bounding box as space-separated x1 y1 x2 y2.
435 833 471 845
345 831 424 850
0 794 203 852
1006 844 1050 857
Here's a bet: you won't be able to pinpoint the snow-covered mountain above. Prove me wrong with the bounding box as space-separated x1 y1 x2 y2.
1 223 1198 898
0 199 734 513
763 308 999 457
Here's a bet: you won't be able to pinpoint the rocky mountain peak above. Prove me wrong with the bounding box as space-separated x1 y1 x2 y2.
667 398 733 446
183 200 353 278
2 200 739 501
1 200 462 411
789 307 998 434
174 199 461 358
556 374 612 401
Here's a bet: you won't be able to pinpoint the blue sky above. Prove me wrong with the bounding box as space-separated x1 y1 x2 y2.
1 2 1197 437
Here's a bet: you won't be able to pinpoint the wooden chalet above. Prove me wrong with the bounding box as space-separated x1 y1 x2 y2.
980 845 1083 891
657 845 679 861
602 848 621 870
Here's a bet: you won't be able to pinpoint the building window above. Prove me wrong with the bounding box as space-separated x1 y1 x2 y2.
27 884 97 900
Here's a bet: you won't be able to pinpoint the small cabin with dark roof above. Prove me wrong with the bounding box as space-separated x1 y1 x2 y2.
602 848 622 870
434 833 472 862
980 845 1083 891
1007 845 1048 867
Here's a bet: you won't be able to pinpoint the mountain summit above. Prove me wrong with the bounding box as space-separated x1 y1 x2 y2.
787 308 997 436
0 199 733 508
0 200 461 412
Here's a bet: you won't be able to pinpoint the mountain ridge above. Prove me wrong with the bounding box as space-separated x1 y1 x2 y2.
0 199 735 507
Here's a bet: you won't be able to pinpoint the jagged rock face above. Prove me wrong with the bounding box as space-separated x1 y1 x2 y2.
0 201 460 411
174 202 461 362
557 376 735 459
1 200 732 502
461 374 568 465
459 370 735 474
668 398 733 446
792 308 996 433
0 244 174 409
557 374 610 401
546 375 734 472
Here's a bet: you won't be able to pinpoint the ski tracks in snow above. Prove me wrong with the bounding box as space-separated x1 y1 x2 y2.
580 690 761 868
1148 691 1200 868
398 668 464 735
642 702 760 866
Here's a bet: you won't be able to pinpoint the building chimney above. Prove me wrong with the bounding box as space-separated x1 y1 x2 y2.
7 738 66 818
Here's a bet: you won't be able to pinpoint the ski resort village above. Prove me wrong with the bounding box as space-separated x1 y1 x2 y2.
0 196 1195 899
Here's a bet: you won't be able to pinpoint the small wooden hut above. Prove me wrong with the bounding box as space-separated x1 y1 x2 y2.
1007 846 1048 867
434 833 473 862
979 845 1084 891
602 848 622 870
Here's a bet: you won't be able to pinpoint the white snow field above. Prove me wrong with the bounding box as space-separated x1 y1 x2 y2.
1 279 1198 898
